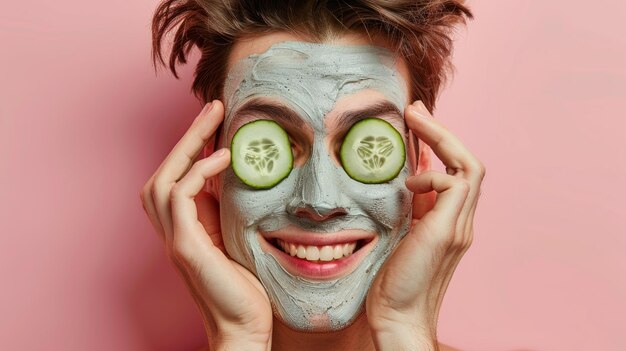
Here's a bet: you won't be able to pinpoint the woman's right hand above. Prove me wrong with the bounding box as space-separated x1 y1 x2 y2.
140 100 273 351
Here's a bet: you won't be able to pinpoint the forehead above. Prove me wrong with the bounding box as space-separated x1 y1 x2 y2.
222 40 408 133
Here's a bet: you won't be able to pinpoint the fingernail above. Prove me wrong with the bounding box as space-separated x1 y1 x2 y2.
410 101 430 119
212 148 227 157
409 105 426 119
204 101 215 113
195 102 213 122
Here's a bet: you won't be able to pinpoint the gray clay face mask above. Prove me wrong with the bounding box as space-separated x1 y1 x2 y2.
217 41 414 332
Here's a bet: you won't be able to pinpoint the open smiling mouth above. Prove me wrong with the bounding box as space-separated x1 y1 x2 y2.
271 238 370 262
258 230 378 280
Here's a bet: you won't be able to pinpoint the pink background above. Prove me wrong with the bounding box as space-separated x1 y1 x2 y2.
2 1 625 350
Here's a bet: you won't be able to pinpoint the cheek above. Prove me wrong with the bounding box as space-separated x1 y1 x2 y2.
219 169 295 224
339 168 413 229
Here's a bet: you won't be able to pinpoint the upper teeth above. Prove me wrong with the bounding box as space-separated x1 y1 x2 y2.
276 239 357 262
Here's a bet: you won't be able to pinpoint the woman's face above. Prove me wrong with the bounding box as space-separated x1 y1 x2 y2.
214 33 416 332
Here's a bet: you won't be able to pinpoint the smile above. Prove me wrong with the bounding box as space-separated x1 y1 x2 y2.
258 226 378 280
275 239 358 262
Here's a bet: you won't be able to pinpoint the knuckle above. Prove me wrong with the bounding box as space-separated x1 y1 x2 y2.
443 233 457 251
455 178 471 194
152 180 165 199
476 161 486 180
456 236 473 256
152 174 170 192
169 183 184 200
466 158 486 181
449 233 472 253
464 234 474 250
139 190 146 205
140 184 154 213
461 229 474 254
140 184 151 203
139 195 147 213
448 236 462 250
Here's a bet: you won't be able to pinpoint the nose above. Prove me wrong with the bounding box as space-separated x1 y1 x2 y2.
286 147 348 221
292 205 347 221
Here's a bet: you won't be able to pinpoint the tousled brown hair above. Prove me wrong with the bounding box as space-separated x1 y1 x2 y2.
151 0 472 112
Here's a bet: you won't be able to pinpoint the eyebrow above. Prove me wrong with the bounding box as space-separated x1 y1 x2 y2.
225 98 311 146
334 101 404 131
223 98 406 147
231 98 304 129
233 98 404 128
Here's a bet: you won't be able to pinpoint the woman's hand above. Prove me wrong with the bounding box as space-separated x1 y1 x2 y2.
366 100 485 351
140 100 273 351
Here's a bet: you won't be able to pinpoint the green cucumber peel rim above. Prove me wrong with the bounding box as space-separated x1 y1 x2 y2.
340 117 406 184
231 119 294 189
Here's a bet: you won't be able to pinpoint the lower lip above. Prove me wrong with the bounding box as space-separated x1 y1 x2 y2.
259 235 377 281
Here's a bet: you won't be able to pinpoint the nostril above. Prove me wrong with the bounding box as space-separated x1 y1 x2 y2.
293 206 347 221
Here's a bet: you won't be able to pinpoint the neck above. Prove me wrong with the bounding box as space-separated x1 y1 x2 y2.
271 312 375 351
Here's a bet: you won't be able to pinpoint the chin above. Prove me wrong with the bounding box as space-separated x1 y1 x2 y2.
245 229 394 332
274 305 366 333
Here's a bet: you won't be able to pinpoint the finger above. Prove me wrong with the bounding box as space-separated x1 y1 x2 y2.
170 149 230 257
455 177 483 249
463 190 482 247
379 171 470 304
451 159 483 257
195 190 226 253
405 171 469 247
152 101 224 239
405 101 484 184
405 101 485 250
169 149 268 306
140 180 165 240
412 190 436 220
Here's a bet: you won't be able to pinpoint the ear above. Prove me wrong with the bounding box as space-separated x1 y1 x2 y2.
415 138 431 175
410 136 435 219
407 130 431 175
203 139 220 199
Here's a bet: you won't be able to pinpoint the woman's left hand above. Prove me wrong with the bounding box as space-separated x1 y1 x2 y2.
366 100 486 351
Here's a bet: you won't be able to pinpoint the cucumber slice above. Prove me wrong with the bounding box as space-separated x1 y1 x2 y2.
231 119 293 189
340 118 405 184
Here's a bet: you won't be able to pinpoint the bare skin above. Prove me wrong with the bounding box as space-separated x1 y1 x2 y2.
195 343 461 351
141 31 484 351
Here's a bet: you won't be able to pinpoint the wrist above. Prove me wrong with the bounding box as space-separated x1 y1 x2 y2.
371 322 437 351
214 341 269 351
203 316 272 351
212 335 271 351
209 327 271 351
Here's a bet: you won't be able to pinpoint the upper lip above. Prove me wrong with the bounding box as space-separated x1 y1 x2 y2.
260 225 375 246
